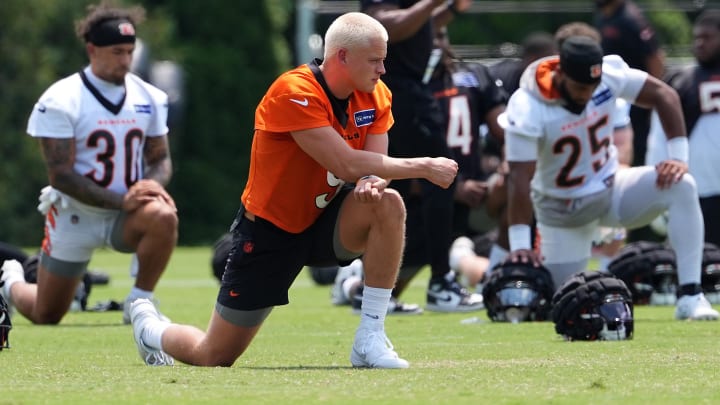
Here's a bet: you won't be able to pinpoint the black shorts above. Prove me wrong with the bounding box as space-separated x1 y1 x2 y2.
217 187 356 310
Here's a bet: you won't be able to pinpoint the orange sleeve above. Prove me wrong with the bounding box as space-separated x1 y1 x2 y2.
256 68 332 133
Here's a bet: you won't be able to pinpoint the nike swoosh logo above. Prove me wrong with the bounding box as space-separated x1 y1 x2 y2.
229 290 240 297
363 312 379 320
289 98 309 107
38 105 47 113
0 312 5 324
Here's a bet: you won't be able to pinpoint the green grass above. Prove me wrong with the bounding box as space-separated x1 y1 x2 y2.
3 247 719 404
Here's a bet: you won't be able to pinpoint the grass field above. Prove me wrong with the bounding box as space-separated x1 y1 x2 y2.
3 247 719 404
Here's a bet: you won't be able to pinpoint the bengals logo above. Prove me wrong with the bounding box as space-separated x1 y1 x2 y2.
118 22 135 36
590 64 602 79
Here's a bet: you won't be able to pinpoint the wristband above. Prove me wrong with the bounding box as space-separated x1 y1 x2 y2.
666 137 689 163
508 224 532 251
359 175 378 181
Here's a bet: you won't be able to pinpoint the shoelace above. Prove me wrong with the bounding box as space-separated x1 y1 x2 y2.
363 331 396 354
145 352 171 366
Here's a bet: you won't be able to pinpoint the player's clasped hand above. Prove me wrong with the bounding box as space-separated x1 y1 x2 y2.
122 179 177 212
353 175 387 203
427 157 458 189
655 159 688 190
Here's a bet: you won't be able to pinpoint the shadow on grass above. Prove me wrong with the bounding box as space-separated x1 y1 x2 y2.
239 365 355 370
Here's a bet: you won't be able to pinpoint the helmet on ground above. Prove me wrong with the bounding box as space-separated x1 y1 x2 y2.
552 271 633 341
0 269 11 350
701 243 720 304
211 232 234 283
607 241 677 305
481 261 555 323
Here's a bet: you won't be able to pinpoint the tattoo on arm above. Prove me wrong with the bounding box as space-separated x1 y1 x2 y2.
143 136 173 186
40 138 123 209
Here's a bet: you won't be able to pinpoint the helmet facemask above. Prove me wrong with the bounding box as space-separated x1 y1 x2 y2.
494 281 541 323
590 293 634 341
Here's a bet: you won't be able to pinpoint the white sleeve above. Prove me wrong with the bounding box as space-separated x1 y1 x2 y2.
27 81 77 139
144 84 169 137
505 130 539 162
602 55 647 103
502 89 545 137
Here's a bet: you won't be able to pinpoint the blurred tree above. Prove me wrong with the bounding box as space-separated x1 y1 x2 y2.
0 0 697 246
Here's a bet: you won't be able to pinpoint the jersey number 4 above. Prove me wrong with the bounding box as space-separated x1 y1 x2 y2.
446 95 473 156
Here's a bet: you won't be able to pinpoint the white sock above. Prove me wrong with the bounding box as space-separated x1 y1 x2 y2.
143 319 171 350
127 286 153 302
358 285 391 330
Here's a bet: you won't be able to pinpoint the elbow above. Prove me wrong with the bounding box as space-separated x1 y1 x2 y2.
47 169 75 190
332 164 364 183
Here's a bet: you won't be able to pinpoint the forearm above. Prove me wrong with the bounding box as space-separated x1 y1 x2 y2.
142 136 173 186
365 0 445 42
339 151 432 182
506 165 534 227
655 92 687 140
50 170 124 209
636 78 686 139
506 174 534 252
40 137 124 209
143 158 173 187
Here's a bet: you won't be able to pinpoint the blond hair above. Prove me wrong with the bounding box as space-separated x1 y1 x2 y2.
323 12 388 60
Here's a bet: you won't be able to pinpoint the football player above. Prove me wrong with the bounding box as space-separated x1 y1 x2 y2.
1 2 177 330
503 36 718 321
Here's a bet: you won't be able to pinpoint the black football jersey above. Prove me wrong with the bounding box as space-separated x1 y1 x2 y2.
429 60 507 180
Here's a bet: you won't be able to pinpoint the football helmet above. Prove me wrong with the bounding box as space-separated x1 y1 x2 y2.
481 261 555 323
211 232 233 283
0 273 11 350
552 271 633 341
702 243 720 304
607 241 677 305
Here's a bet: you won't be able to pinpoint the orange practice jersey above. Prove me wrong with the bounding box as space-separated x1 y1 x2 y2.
241 63 394 233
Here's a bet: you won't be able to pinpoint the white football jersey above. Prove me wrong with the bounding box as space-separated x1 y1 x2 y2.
27 67 169 195
646 65 720 198
505 55 647 199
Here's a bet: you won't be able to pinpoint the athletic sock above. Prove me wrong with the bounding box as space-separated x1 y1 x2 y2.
358 285 391 330
143 319 171 350
127 286 153 301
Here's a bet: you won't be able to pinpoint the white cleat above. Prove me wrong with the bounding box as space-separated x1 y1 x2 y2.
351 328 409 369
0 260 25 319
675 293 719 321
129 298 174 366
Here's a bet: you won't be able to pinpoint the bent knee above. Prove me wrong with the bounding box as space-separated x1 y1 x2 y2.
676 173 698 193
136 200 179 229
200 349 244 367
378 189 405 218
33 310 65 325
